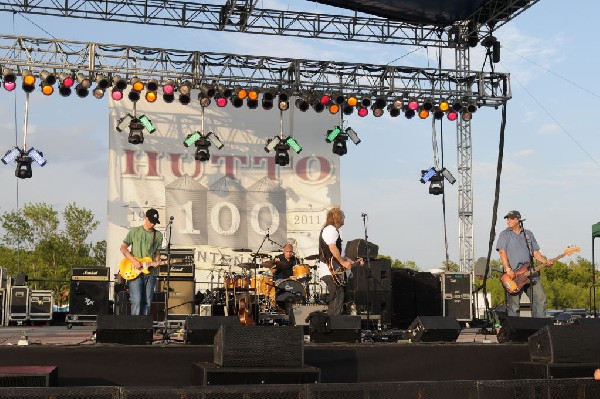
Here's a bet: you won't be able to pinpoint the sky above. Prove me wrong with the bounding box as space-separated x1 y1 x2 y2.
0 0 599 271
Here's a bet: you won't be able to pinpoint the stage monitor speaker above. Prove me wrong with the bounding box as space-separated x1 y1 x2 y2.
528 324 600 363
69 281 109 316
496 316 553 343
184 315 241 345
214 325 304 367
344 239 379 259
159 279 194 315
96 315 153 345
309 314 361 343
406 316 461 342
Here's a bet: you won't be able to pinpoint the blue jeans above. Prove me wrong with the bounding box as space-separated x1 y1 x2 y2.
128 274 157 316
506 275 547 318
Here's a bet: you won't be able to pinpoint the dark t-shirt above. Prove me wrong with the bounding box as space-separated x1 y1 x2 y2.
272 254 298 280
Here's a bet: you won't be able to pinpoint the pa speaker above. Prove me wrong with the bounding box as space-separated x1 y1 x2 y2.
309 314 361 343
528 324 600 363
69 281 109 315
406 316 461 342
184 315 241 345
96 315 153 345
497 316 552 343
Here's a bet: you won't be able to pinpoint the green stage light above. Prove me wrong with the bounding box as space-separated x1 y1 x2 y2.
325 126 342 143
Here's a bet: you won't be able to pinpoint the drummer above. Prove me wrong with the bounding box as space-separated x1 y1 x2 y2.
271 243 298 281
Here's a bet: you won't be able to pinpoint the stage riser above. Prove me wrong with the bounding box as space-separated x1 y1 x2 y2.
192 362 320 385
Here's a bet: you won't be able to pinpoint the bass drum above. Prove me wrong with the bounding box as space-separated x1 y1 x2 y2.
271 278 306 311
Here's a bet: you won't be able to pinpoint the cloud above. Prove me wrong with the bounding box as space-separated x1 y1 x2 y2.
515 149 534 157
538 123 559 135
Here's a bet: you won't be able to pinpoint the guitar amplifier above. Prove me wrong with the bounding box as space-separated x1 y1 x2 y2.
71 267 110 281
159 248 195 279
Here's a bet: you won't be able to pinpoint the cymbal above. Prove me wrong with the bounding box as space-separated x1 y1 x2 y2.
232 248 252 252
239 262 260 269
251 252 271 259
261 260 276 268
304 254 319 261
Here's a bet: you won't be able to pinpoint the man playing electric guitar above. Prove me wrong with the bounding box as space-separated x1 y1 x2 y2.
496 210 553 318
317 207 364 316
120 208 164 316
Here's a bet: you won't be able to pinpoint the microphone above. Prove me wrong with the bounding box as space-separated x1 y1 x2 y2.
361 212 368 217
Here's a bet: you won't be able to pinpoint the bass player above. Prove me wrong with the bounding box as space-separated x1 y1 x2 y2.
496 210 553 318
318 207 363 316
120 208 164 316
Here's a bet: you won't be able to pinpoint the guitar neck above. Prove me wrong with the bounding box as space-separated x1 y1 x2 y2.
524 254 565 277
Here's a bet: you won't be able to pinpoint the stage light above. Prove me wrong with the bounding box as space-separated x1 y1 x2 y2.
466 103 477 113
438 99 450 112
418 108 430 119
312 102 325 113
2 68 16 91
407 98 419 110
57 72 75 96
328 103 340 114
263 89 275 102
278 92 290 111
331 93 344 105
138 114 156 134
247 97 259 109
429 173 444 195
230 94 243 108
93 87 105 99
39 70 56 95
184 131 224 162
264 136 280 153
111 75 126 100
15 155 33 179
128 77 144 102
320 94 331 105
346 95 358 107
440 168 456 185
342 104 354 115
95 74 110 90
274 141 290 166
198 92 212 107
433 108 445 120
27 148 47 167
391 97 404 110
128 118 145 144
207 132 224 150
1 147 21 164
162 80 175 103
387 104 400 117
183 131 201 147
75 73 91 98
452 100 463 112
116 113 134 132
357 106 368 117
261 96 273 110
420 167 437 184
200 83 216 98
195 138 211 162
345 127 361 145
405 108 416 119
248 88 259 101
235 87 248 100
216 95 228 107
331 134 348 156
371 104 384 117
447 110 458 121
285 136 302 154
295 98 309 112
179 81 192 105
462 111 473 121
422 98 433 111
325 126 342 143
145 80 158 103
21 70 36 93
360 95 371 107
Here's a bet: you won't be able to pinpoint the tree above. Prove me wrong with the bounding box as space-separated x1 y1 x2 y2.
377 255 420 271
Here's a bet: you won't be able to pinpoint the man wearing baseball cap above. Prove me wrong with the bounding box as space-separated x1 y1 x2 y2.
496 210 553 318
120 208 164 316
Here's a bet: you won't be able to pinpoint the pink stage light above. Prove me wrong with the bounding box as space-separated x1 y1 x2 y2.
3 81 15 91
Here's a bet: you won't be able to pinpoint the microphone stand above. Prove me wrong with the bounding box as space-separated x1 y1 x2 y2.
361 213 372 329
162 217 174 343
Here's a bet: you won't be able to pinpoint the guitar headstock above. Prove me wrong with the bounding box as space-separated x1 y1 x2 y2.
563 246 581 256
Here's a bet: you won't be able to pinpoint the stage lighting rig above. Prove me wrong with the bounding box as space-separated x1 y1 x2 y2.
325 126 360 156
183 131 224 162
2 146 47 179
116 113 157 144
420 167 456 195
264 135 301 167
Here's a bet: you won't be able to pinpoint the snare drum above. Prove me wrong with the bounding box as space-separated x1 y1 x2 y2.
293 264 311 280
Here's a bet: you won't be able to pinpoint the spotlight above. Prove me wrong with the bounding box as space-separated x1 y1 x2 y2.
404 108 416 119
138 115 156 134
248 88 259 101
429 173 444 195
1 147 21 164
264 136 280 153
345 127 361 145
95 74 110 90
331 135 348 156
21 70 36 93
451 100 463 112
440 168 456 185
418 108 430 119
75 73 91 98
274 141 290 166
179 81 192 105
145 80 158 103
285 136 302 154
195 138 211 162
319 94 331 105
128 77 144 102
438 99 450 112
58 72 74 97
447 110 459 121
92 87 105 99
325 126 342 143
163 80 176 103
342 104 354 115
387 104 400 117
15 155 33 179
420 167 437 184
127 118 145 144
312 102 325 113
328 104 340 114
357 106 368 117
200 83 217 98
422 98 433 111
466 103 478 113
2 68 16 91
262 89 276 102
111 75 126 100
39 70 56 95
371 104 384 117
261 96 273 110
216 84 233 99
27 148 47 167
199 92 212 107
230 94 243 108
216 95 228 107
183 131 224 162
116 113 134 132
346 95 358 107
278 92 290 111
373 96 387 109
462 111 473 121
360 95 371 107
247 97 258 109
391 97 404 109
2 147 47 179
332 93 345 105
295 98 309 112
407 98 419 110
433 107 445 120
234 87 248 100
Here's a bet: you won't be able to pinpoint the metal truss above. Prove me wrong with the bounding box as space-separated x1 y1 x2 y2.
0 34 511 104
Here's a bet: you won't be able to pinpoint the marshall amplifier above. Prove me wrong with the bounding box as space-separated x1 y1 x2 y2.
71 267 110 281
159 248 195 279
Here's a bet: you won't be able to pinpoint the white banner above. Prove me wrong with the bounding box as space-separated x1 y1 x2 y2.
107 91 340 289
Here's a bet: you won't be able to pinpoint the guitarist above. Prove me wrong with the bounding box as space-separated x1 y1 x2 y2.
120 208 164 316
317 207 363 316
496 210 553 318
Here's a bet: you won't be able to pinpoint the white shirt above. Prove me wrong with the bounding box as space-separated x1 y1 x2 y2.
318 225 339 279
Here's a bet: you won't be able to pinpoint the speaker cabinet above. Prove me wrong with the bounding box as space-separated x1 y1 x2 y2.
96 315 153 345
309 315 361 343
414 272 442 316
406 316 461 342
8 286 30 322
158 279 194 315
344 291 392 325
184 315 241 345
122 292 166 321
69 281 109 316
214 325 304 367
344 239 379 259
192 362 320 385
528 325 600 363
346 258 391 292
497 316 552 343
391 268 417 329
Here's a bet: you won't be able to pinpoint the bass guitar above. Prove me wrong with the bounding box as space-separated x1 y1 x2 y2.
501 246 580 294
328 257 363 286
119 257 184 281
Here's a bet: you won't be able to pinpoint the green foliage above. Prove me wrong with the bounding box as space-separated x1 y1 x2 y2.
377 255 420 271
0 202 106 303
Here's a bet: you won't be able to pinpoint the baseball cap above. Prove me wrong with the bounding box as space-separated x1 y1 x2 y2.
146 208 160 224
503 210 522 220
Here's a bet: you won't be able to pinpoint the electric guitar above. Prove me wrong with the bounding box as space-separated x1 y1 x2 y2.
501 246 580 294
328 257 363 286
119 257 184 281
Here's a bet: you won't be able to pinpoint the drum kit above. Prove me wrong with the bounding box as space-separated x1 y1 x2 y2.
203 248 322 319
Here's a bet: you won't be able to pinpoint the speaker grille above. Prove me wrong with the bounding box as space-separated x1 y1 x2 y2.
69 281 109 315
